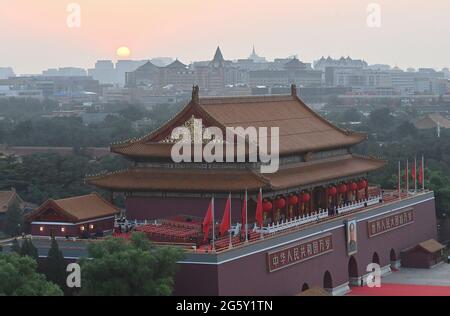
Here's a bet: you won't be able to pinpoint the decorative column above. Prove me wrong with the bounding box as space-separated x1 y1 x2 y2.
263 199 273 225
288 194 299 219
365 179 369 199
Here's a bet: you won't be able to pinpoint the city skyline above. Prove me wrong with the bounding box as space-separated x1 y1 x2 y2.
2 0 450 74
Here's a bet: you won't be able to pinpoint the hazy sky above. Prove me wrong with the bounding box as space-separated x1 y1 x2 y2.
1 0 450 74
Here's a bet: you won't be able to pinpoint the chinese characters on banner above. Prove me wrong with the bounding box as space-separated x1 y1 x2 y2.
345 219 358 256
368 209 414 238
267 234 333 272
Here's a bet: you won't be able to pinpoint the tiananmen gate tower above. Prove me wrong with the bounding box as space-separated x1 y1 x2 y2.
87 85 438 296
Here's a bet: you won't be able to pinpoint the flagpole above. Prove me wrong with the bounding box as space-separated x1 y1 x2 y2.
245 189 248 243
228 193 232 249
398 161 401 200
212 194 216 252
406 159 409 196
414 157 417 193
260 188 264 240
422 155 425 191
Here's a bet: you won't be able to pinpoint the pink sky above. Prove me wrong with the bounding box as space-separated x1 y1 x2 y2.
1 0 450 74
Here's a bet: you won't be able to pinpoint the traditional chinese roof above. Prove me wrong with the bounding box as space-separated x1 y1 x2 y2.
0 190 23 214
413 113 450 130
87 154 385 193
402 239 445 254
26 193 120 222
111 87 367 159
166 59 187 69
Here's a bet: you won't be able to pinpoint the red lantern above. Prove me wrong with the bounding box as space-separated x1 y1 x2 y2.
262 200 273 212
275 197 286 209
358 180 367 190
338 184 348 194
328 186 337 196
289 195 299 206
350 182 358 191
301 193 311 203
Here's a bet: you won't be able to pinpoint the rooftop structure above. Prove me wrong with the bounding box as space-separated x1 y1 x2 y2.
26 193 120 238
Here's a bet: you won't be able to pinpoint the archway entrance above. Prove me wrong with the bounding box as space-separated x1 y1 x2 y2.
323 271 333 290
348 256 359 286
390 248 399 270
372 252 380 265
348 256 358 278
390 249 397 261
301 283 309 292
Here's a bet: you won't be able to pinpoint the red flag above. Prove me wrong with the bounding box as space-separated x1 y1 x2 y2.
241 194 247 227
412 162 416 181
219 196 231 235
404 164 408 183
255 189 263 227
418 164 423 185
202 200 213 240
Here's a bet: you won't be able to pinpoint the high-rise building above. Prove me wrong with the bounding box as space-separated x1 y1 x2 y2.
0 67 15 79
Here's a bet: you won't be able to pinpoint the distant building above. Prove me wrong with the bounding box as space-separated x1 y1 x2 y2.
26 193 120 238
248 46 266 63
115 60 146 86
0 85 43 99
0 145 110 159
42 67 87 77
0 189 28 229
88 60 117 85
88 59 164 86
126 47 246 95
413 113 450 130
314 56 368 71
102 86 189 107
0 67 15 79
400 239 445 269
249 57 322 88
0 75 101 104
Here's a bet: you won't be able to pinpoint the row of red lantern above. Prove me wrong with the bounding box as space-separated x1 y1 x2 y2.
262 193 311 212
327 180 367 196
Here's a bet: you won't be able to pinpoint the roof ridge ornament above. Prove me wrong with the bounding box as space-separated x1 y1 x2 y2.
291 84 297 97
192 85 200 105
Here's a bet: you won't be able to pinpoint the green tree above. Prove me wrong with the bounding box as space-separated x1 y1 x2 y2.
20 238 39 261
11 238 21 254
79 232 184 296
395 121 418 139
43 238 67 291
340 108 363 123
3 201 23 237
369 107 395 131
0 252 63 296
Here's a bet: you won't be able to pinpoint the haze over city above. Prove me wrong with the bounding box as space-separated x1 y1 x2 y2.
2 0 450 301
2 0 450 74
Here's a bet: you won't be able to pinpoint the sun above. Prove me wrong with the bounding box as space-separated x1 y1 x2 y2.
116 46 131 58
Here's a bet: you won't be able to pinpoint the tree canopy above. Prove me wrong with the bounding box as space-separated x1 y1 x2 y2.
20 238 39 261
0 153 129 205
79 232 185 296
0 252 63 296
3 200 23 237
43 238 67 292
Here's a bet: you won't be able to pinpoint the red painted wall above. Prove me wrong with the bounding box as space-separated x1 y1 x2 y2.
126 196 249 222
30 217 114 238
173 198 438 296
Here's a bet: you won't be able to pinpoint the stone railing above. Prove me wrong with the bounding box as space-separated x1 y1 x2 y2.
253 195 383 235
335 195 382 215
255 209 329 234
